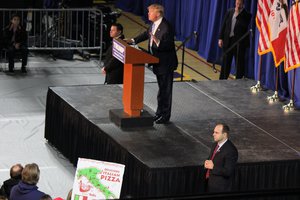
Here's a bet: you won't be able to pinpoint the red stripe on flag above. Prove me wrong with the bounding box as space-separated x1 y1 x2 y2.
257 0 274 55
285 1 300 72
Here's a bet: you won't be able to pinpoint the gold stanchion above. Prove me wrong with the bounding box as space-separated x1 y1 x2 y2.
267 91 279 103
283 69 296 112
250 80 263 93
283 99 294 111
250 56 263 93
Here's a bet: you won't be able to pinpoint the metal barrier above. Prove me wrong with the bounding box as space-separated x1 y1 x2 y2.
0 8 104 60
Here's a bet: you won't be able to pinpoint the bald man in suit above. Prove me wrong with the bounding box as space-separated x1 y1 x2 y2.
204 123 238 192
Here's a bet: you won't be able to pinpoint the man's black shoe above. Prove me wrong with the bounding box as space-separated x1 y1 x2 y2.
155 116 169 124
153 115 161 121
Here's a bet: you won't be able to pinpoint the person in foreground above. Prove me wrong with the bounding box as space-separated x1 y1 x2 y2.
204 123 238 192
2 13 28 73
10 163 45 200
102 23 125 84
0 164 23 198
129 3 178 124
218 0 251 79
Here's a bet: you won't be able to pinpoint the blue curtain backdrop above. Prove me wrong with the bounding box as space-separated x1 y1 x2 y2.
116 0 299 108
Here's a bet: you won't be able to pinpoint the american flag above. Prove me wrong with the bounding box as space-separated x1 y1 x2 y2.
256 0 274 55
285 0 300 72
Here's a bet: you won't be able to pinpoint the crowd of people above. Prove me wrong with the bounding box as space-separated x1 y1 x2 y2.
0 163 72 200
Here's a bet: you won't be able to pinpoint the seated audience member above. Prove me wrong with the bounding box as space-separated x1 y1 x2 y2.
10 163 45 200
101 23 125 84
2 13 28 73
0 164 23 198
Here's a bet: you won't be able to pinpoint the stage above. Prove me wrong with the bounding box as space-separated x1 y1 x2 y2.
44 79 300 198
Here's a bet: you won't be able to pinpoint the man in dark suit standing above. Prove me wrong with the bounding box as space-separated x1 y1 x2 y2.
102 23 125 84
219 0 251 79
204 123 238 192
131 4 178 124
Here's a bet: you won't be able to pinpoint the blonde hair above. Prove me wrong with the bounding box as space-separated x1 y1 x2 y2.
148 4 164 17
22 163 40 185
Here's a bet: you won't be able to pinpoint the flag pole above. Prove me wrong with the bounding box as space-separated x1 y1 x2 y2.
283 69 296 111
267 66 279 102
250 56 263 92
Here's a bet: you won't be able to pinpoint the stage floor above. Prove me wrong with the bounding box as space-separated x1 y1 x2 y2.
45 79 300 198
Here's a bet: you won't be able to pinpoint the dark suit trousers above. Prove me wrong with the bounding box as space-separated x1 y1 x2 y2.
220 37 246 80
7 46 28 70
156 72 174 120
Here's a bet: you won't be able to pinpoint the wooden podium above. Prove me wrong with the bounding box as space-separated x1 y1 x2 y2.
109 38 159 128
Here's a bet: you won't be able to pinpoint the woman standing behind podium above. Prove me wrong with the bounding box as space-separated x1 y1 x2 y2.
102 23 125 84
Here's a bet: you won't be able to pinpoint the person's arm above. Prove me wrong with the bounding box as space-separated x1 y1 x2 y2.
218 10 231 48
133 30 149 44
19 27 28 47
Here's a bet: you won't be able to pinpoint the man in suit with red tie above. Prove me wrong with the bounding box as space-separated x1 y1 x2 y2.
204 123 238 192
131 4 178 124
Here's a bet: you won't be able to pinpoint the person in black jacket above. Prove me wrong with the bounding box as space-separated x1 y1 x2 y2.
204 123 238 193
0 164 23 198
2 13 28 73
102 23 125 84
131 4 178 124
10 163 45 200
218 0 251 79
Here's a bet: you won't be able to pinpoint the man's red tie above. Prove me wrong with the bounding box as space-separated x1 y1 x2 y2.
205 144 219 179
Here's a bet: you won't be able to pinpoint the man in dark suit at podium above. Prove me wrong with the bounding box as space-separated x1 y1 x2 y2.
204 123 238 192
131 4 178 124
102 23 125 84
218 0 251 79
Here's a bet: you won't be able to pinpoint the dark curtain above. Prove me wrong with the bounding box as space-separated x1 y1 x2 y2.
115 0 299 108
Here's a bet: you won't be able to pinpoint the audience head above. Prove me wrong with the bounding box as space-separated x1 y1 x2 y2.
40 194 52 200
148 4 164 22
10 163 23 179
213 123 230 143
109 23 123 38
21 163 40 185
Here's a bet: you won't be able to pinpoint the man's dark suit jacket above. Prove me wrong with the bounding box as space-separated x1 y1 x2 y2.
219 8 251 50
103 35 125 84
206 140 238 193
134 18 178 75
